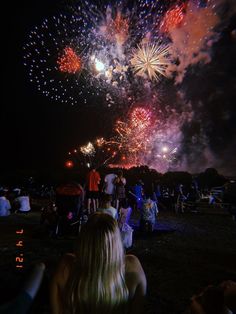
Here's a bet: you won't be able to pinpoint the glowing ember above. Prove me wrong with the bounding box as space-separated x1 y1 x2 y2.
65 160 74 168
57 47 81 74
80 142 95 156
160 3 187 33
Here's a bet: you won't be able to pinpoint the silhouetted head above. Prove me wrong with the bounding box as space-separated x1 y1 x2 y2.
99 193 112 208
66 212 128 313
117 170 123 177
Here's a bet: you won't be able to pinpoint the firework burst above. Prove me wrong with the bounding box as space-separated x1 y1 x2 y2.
99 9 129 46
66 103 187 173
130 43 170 80
80 142 95 156
130 107 152 129
108 106 156 165
23 14 88 105
57 47 82 74
23 0 168 106
160 3 187 34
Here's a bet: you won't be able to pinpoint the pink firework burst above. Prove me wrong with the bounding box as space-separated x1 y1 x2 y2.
130 107 152 130
99 10 129 45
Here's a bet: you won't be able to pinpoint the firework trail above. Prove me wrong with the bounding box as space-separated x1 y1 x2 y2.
82 106 184 172
111 106 185 172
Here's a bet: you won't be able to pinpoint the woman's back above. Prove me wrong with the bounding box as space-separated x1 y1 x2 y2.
51 254 146 313
50 213 146 314
51 252 146 314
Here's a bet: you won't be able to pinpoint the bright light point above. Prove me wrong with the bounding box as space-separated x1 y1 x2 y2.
95 59 105 72
87 163 90 168
162 146 168 152
65 160 73 168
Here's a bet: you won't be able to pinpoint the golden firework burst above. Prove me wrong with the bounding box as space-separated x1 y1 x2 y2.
130 43 170 80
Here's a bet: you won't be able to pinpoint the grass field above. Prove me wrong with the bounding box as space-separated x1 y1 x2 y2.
0 203 236 314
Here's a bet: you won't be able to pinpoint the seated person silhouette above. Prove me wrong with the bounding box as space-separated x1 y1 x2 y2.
97 193 118 219
50 212 147 314
0 262 45 314
188 280 236 314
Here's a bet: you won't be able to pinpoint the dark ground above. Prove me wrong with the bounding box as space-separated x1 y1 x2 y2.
0 202 236 314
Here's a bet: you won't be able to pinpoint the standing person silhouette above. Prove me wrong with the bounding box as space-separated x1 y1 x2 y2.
140 194 159 233
103 172 117 205
114 170 126 210
86 167 101 214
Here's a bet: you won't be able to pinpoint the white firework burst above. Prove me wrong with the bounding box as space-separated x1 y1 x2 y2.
131 43 170 80
80 142 95 156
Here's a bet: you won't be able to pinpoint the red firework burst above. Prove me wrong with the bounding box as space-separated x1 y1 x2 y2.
130 107 152 129
57 47 81 73
160 3 187 33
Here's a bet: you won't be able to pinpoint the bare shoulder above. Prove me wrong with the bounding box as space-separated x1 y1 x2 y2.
59 253 75 269
125 255 147 313
125 254 143 271
54 253 76 285
125 254 147 292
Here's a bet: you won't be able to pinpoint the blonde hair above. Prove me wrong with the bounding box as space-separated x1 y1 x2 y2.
65 212 129 314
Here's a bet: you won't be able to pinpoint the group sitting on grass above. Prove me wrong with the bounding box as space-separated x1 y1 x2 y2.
0 212 236 314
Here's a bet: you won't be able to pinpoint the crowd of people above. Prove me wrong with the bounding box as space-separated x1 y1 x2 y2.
50 167 163 239
0 188 31 216
1 210 236 314
1 168 236 314
1 167 233 231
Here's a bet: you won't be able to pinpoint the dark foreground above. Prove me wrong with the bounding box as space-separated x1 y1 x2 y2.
0 205 236 314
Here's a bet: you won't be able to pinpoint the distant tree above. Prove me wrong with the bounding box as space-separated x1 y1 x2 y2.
161 171 192 188
197 168 226 189
125 166 162 191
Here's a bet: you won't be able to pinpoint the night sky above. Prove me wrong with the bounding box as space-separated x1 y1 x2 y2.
1 0 236 176
2 0 111 174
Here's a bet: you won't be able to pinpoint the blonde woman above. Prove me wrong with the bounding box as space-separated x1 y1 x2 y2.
50 212 147 314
